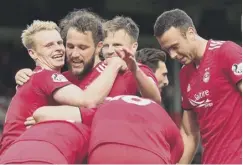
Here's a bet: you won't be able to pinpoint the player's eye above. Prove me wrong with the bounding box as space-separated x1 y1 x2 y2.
66 44 74 49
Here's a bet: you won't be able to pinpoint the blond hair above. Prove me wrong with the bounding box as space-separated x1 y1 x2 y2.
21 20 60 49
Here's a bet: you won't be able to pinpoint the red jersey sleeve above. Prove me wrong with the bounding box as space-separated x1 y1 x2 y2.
180 66 193 110
124 64 159 94
220 41 242 85
33 70 72 96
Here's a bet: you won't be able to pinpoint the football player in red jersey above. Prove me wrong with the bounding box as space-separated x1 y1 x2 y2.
154 8 242 164
135 48 169 91
25 95 183 164
6 10 160 164
88 95 183 164
0 20 126 164
15 10 161 104
21 48 172 164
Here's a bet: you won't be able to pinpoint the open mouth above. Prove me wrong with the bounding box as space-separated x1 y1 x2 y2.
71 60 84 68
52 54 64 60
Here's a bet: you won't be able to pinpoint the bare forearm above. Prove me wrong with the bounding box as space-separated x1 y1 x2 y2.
178 130 200 164
133 68 161 104
33 106 81 123
84 64 120 105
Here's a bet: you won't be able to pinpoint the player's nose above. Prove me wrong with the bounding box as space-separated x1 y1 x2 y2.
107 45 115 54
71 49 81 58
163 77 169 87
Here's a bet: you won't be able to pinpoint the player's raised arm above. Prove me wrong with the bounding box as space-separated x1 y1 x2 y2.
178 111 200 164
82 56 126 105
116 47 161 104
15 68 33 85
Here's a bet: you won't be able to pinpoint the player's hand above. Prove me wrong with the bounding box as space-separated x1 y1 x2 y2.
115 47 138 72
24 116 36 128
104 56 127 71
15 68 33 86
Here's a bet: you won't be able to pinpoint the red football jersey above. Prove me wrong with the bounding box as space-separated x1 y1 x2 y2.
180 40 242 164
63 61 158 95
0 67 71 154
3 120 90 164
89 95 183 164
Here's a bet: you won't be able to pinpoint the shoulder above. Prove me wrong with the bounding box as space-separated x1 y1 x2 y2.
95 62 107 73
180 64 193 77
33 69 68 83
207 40 235 54
62 71 70 77
137 63 151 70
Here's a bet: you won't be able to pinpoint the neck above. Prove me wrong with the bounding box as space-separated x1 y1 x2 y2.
36 62 61 72
193 36 208 65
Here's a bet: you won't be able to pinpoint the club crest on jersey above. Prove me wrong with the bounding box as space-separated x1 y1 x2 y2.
51 73 68 82
232 63 242 75
203 68 210 83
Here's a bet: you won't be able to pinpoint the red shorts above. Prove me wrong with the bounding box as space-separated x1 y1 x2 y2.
88 143 166 164
0 140 67 164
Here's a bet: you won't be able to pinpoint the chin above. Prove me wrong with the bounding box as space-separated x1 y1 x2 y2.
55 64 64 70
71 68 83 76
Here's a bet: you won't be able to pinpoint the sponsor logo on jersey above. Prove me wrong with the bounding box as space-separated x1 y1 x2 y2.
52 73 68 82
203 68 210 83
188 90 213 108
232 62 242 76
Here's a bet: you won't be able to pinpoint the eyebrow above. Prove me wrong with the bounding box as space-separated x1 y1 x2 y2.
164 41 178 50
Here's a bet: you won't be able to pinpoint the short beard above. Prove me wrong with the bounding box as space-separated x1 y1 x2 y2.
78 54 95 80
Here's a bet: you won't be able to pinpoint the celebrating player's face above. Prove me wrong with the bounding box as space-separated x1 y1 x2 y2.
29 30 65 70
154 61 169 91
66 28 96 77
102 29 137 58
156 27 196 65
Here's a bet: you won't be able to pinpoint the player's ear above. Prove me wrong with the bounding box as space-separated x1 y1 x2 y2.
95 41 103 56
186 27 196 41
28 49 38 61
131 42 138 53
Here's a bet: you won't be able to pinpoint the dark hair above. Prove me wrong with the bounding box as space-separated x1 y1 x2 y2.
59 9 104 45
154 9 195 37
103 16 139 41
135 48 167 73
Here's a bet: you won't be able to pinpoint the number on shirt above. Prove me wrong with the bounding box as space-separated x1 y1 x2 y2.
106 95 154 106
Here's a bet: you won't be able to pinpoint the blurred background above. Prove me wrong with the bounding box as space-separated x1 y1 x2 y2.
0 0 241 163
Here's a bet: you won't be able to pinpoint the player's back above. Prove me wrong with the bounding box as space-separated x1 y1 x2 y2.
0 67 69 154
89 95 183 163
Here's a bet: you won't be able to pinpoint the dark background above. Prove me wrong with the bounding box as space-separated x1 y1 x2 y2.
0 0 241 163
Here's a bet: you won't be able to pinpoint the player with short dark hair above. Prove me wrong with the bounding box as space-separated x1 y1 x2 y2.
154 8 242 164
136 48 169 90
